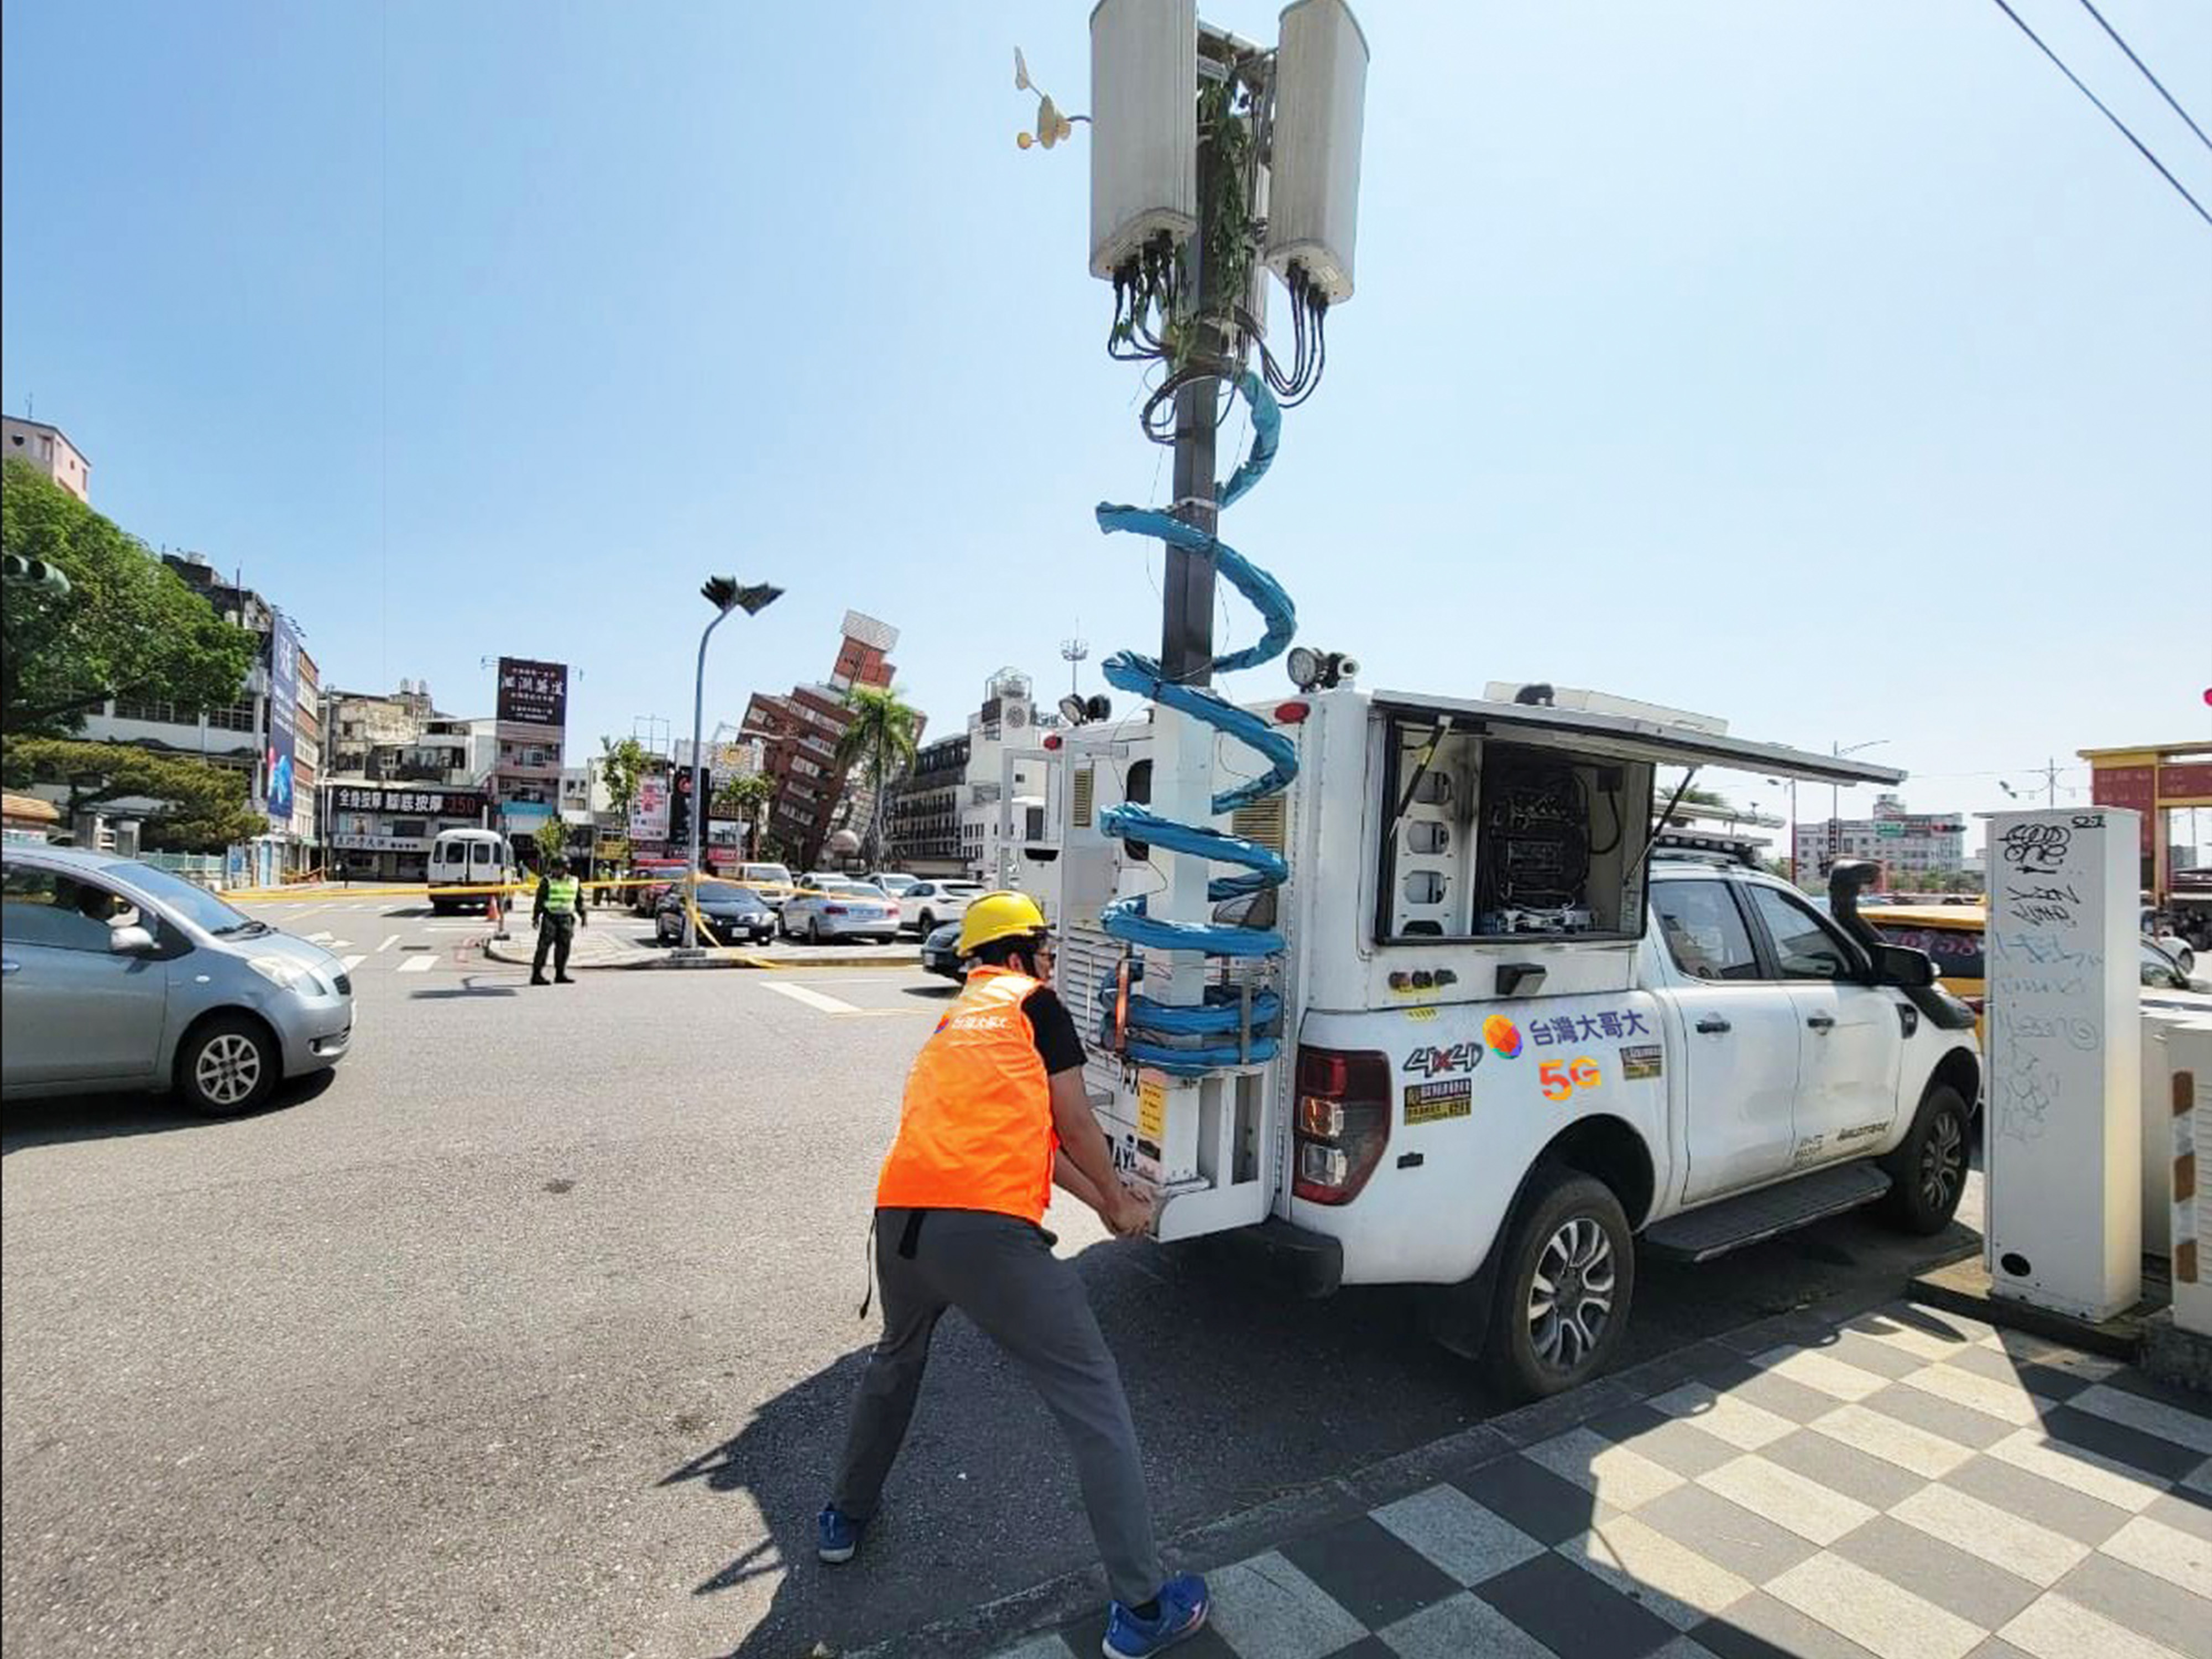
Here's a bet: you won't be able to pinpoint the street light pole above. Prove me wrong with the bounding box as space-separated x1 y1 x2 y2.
1830 738 1890 879
682 577 782 950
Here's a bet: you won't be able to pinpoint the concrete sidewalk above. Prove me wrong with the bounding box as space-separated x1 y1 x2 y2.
889 1298 2211 1659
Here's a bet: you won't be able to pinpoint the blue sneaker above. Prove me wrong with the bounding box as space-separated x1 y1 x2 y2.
1102 1572 1208 1657
817 1504 867 1564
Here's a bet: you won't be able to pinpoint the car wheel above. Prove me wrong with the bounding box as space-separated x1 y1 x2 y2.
1481 1167 1635 1403
1879 1083 1971 1236
808 918 824 945
175 1014 279 1118
917 910 936 936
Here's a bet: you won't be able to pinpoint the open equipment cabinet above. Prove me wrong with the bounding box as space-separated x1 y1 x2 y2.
1375 715 1656 947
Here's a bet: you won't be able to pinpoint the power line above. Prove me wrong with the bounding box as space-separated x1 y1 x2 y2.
2075 0 2212 156
1987 0 2212 230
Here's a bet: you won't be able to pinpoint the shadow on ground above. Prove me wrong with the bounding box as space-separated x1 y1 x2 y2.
661 1196 1990 1656
2 1066 338 1155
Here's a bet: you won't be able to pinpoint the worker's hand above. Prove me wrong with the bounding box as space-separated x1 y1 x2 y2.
1102 1182 1155 1239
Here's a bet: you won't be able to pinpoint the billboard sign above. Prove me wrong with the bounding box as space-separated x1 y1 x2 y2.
496 657 568 729
265 612 300 829
630 773 670 842
327 785 487 821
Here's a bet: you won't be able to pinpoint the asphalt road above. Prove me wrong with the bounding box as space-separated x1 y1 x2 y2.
1 894 1980 1658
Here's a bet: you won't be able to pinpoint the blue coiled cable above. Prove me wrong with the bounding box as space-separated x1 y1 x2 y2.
1089 370 1298 1076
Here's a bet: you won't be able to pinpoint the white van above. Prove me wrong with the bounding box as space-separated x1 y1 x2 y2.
1046 684 1981 1400
426 829 513 915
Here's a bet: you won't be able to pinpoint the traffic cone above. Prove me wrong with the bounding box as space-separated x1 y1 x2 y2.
489 887 509 940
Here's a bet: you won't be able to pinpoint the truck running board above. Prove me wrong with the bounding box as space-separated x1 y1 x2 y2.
1642 1162 1893 1262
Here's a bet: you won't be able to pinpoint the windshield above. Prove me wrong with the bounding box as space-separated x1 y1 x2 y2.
111 861 263 935
696 883 758 905
743 865 791 885
829 883 880 898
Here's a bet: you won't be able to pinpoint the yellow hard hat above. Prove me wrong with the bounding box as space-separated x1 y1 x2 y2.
958 889 1048 957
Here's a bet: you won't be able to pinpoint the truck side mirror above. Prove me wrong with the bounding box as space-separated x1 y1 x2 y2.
1871 943 1936 989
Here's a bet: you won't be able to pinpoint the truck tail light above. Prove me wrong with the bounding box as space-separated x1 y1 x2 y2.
1292 1045 1390 1206
1963 995 1985 1015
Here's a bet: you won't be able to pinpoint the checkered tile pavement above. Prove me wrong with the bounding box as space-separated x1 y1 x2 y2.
988 1302 2212 1659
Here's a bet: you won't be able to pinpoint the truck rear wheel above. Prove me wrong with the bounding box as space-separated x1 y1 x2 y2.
1483 1168 1635 1402
1879 1083 1971 1236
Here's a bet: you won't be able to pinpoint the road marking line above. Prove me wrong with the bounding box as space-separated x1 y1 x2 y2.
377 935 400 953
340 954 367 974
762 981 862 1015
305 931 335 943
396 954 437 974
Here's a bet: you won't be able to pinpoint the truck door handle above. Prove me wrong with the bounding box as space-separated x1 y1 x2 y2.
1695 1015 1731 1034
1806 1013 1837 1031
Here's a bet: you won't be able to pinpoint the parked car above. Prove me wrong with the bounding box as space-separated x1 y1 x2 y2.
1 846 356 1115
630 865 686 916
655 881 777 946
868 872 922 899
899 878 985 937
778 880 902 943
921 919 967 982
722 863 794 911
2142 914 2197 979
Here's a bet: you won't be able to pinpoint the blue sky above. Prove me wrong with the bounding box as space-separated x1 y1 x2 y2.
5 2 2207 846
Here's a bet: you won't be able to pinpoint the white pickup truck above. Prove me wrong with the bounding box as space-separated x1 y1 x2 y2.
1046 684 1981 1399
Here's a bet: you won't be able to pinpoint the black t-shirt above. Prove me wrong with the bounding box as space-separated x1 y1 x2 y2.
1024 985 1087 1076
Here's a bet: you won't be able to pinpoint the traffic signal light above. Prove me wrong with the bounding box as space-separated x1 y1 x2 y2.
669 765 694 846
2 553 71 595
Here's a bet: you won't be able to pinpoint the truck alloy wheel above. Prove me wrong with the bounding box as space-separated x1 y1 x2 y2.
1880 1084 1971 1236
1529 1218 1617 1373
1484 1170 1635 1402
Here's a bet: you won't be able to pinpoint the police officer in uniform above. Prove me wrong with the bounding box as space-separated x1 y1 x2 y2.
530 854 586 985
817 891 1208 1657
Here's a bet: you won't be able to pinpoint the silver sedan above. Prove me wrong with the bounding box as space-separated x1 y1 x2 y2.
776 880 902 945
2 846 355 1115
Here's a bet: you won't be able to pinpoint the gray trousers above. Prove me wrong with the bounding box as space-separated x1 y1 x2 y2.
831 1207 1166 1606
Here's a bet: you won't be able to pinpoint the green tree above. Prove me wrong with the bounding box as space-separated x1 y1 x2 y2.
534 817 570 869
598 735 648 823
714 771 775 858
1 738 262 851
2 460 259 738
833 685 920 869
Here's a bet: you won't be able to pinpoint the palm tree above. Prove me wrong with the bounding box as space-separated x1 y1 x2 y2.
833 685 920 869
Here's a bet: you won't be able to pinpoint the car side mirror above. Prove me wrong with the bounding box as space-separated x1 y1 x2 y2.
1871 943 1935 989
108 924 156 955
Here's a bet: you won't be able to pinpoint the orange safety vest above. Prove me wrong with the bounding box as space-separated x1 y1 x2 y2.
875 967 1056 1224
